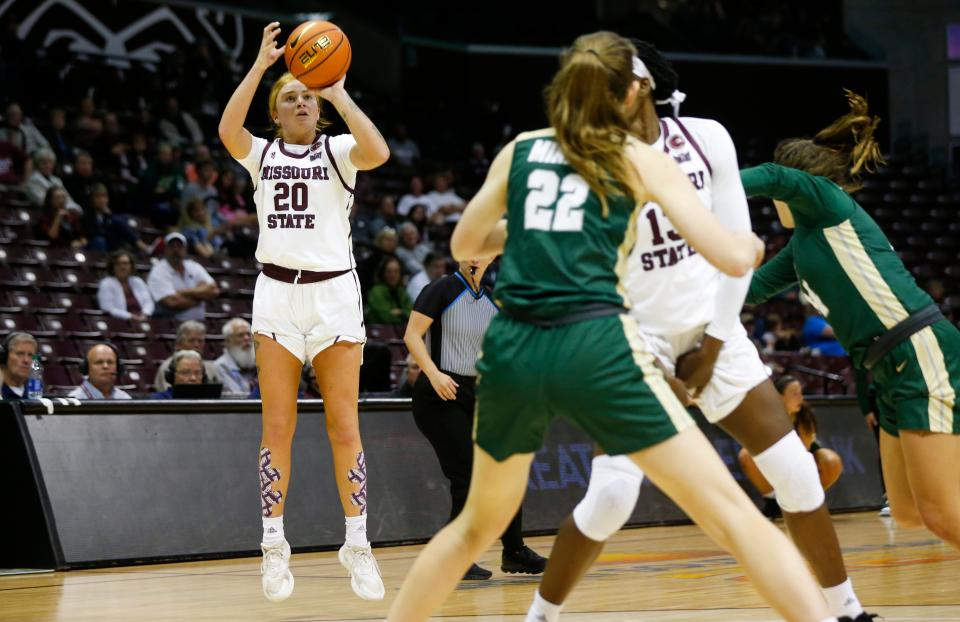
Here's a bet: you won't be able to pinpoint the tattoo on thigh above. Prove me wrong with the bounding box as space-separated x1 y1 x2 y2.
259 447 283 517
347 451 367 514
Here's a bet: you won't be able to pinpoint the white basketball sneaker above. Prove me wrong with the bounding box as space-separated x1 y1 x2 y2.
338 543 385 600
261 539 294 602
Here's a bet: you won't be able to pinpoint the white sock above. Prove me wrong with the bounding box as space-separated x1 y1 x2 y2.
525 591 563 622
822 578 864 619
345 514 368 547
262 516 284 545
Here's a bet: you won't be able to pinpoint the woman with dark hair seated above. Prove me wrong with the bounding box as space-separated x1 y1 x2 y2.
37 186 86 248
365 256 412 325
740 376 844 519
97 249 154 320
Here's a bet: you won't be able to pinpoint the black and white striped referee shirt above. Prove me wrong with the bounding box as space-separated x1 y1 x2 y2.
412 272 499 377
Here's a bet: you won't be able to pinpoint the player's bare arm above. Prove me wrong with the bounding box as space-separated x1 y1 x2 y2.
319 78 390 170
219 22 284 160
451 141 514 260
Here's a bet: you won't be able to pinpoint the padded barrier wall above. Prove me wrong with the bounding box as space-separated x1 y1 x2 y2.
9 398 882 569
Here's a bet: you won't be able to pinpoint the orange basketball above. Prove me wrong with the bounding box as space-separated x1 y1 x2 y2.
283 20 352 89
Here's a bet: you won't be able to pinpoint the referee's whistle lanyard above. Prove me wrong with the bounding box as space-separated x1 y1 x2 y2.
455 270 483 298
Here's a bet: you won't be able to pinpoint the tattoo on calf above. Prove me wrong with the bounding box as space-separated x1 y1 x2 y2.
347 450 367 514
259 447 283 517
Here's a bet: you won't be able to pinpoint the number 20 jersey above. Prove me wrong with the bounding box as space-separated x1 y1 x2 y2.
625 116 747 336
238 133 358 272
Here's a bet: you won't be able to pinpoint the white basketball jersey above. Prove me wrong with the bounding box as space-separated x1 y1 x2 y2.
626 117 731 336
237 133 358 272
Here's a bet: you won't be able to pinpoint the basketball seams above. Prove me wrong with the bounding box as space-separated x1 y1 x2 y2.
295 36 348 84
291 27 341 59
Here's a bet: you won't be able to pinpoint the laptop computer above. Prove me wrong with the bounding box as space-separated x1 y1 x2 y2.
171 383 223 399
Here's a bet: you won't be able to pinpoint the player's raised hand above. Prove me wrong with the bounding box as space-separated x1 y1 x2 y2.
316 76 347 102
255 22 284 71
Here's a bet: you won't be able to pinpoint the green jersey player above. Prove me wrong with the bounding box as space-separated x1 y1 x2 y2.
388 31 835 622
745 90 960 551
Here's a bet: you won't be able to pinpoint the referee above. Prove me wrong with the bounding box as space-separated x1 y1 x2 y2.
404 257 546 580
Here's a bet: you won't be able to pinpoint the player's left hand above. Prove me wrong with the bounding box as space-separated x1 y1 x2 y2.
675 335 724 397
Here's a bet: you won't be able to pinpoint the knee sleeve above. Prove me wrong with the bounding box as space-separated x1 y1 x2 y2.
572 455 644 542
752 432 825 513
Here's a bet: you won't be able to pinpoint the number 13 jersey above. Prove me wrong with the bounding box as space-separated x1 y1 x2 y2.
624 116 750 336
236 132 359 272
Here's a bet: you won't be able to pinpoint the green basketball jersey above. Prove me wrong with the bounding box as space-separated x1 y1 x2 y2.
744 163 934 368
493 129 639 319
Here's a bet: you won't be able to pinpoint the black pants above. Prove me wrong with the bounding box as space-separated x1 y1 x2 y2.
412 371 525 552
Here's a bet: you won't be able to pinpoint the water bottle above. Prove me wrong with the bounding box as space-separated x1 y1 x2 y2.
27 354 44 400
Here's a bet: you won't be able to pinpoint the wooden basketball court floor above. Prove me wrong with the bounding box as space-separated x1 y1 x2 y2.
3 511 958 621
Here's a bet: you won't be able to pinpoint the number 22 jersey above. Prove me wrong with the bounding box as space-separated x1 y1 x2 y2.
236 133 359 272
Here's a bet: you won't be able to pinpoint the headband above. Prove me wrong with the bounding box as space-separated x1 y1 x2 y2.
632 56 687 117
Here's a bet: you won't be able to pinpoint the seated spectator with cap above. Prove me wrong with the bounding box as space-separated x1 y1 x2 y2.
214 317 257 398
154 320 222 392
147 232 219 321
98 250 155 320
151 350 205 398
1 332 38 400
68 343 131 400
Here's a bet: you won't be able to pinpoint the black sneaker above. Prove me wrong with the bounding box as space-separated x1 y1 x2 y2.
462 563 492 580
838 613 880 622
501 546 547 575
762 497 782 520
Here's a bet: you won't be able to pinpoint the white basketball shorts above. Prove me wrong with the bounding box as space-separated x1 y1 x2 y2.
252 270 366 364
640 322 770 423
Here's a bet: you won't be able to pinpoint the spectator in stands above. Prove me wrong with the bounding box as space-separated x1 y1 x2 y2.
387 123 421 169
182 159 220 214
761 313 801 353
397 175 432 217
0 332 37 400
41 107 74 166
25 148 81 210
406 203 430 242
391 353 420 398
112 132 150 204
357 227 399 293
139 142 186 227
0 102 50 155
801 308 846 356
72 97 103 150
367 195 401 237
62 150 103 211
463 142 489 192
215 317 257 398
396 222 432 276
158 96 203 149
97 249 154 320
150 350 205 398
68 343 132 400
366 257 412 326
153 320 222 392
426 172 466 223
927 278 955 323
147 232 219 321
37 186 87 248
407 252 447 302
179 197 220 258
0 130 31 190
739 375 844 518
83 184 148 254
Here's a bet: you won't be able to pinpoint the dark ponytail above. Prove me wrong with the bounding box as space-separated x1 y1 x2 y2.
630 39 680 117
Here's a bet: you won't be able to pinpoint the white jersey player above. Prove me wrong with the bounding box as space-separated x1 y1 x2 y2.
526 40 873 622
219 22 390 604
